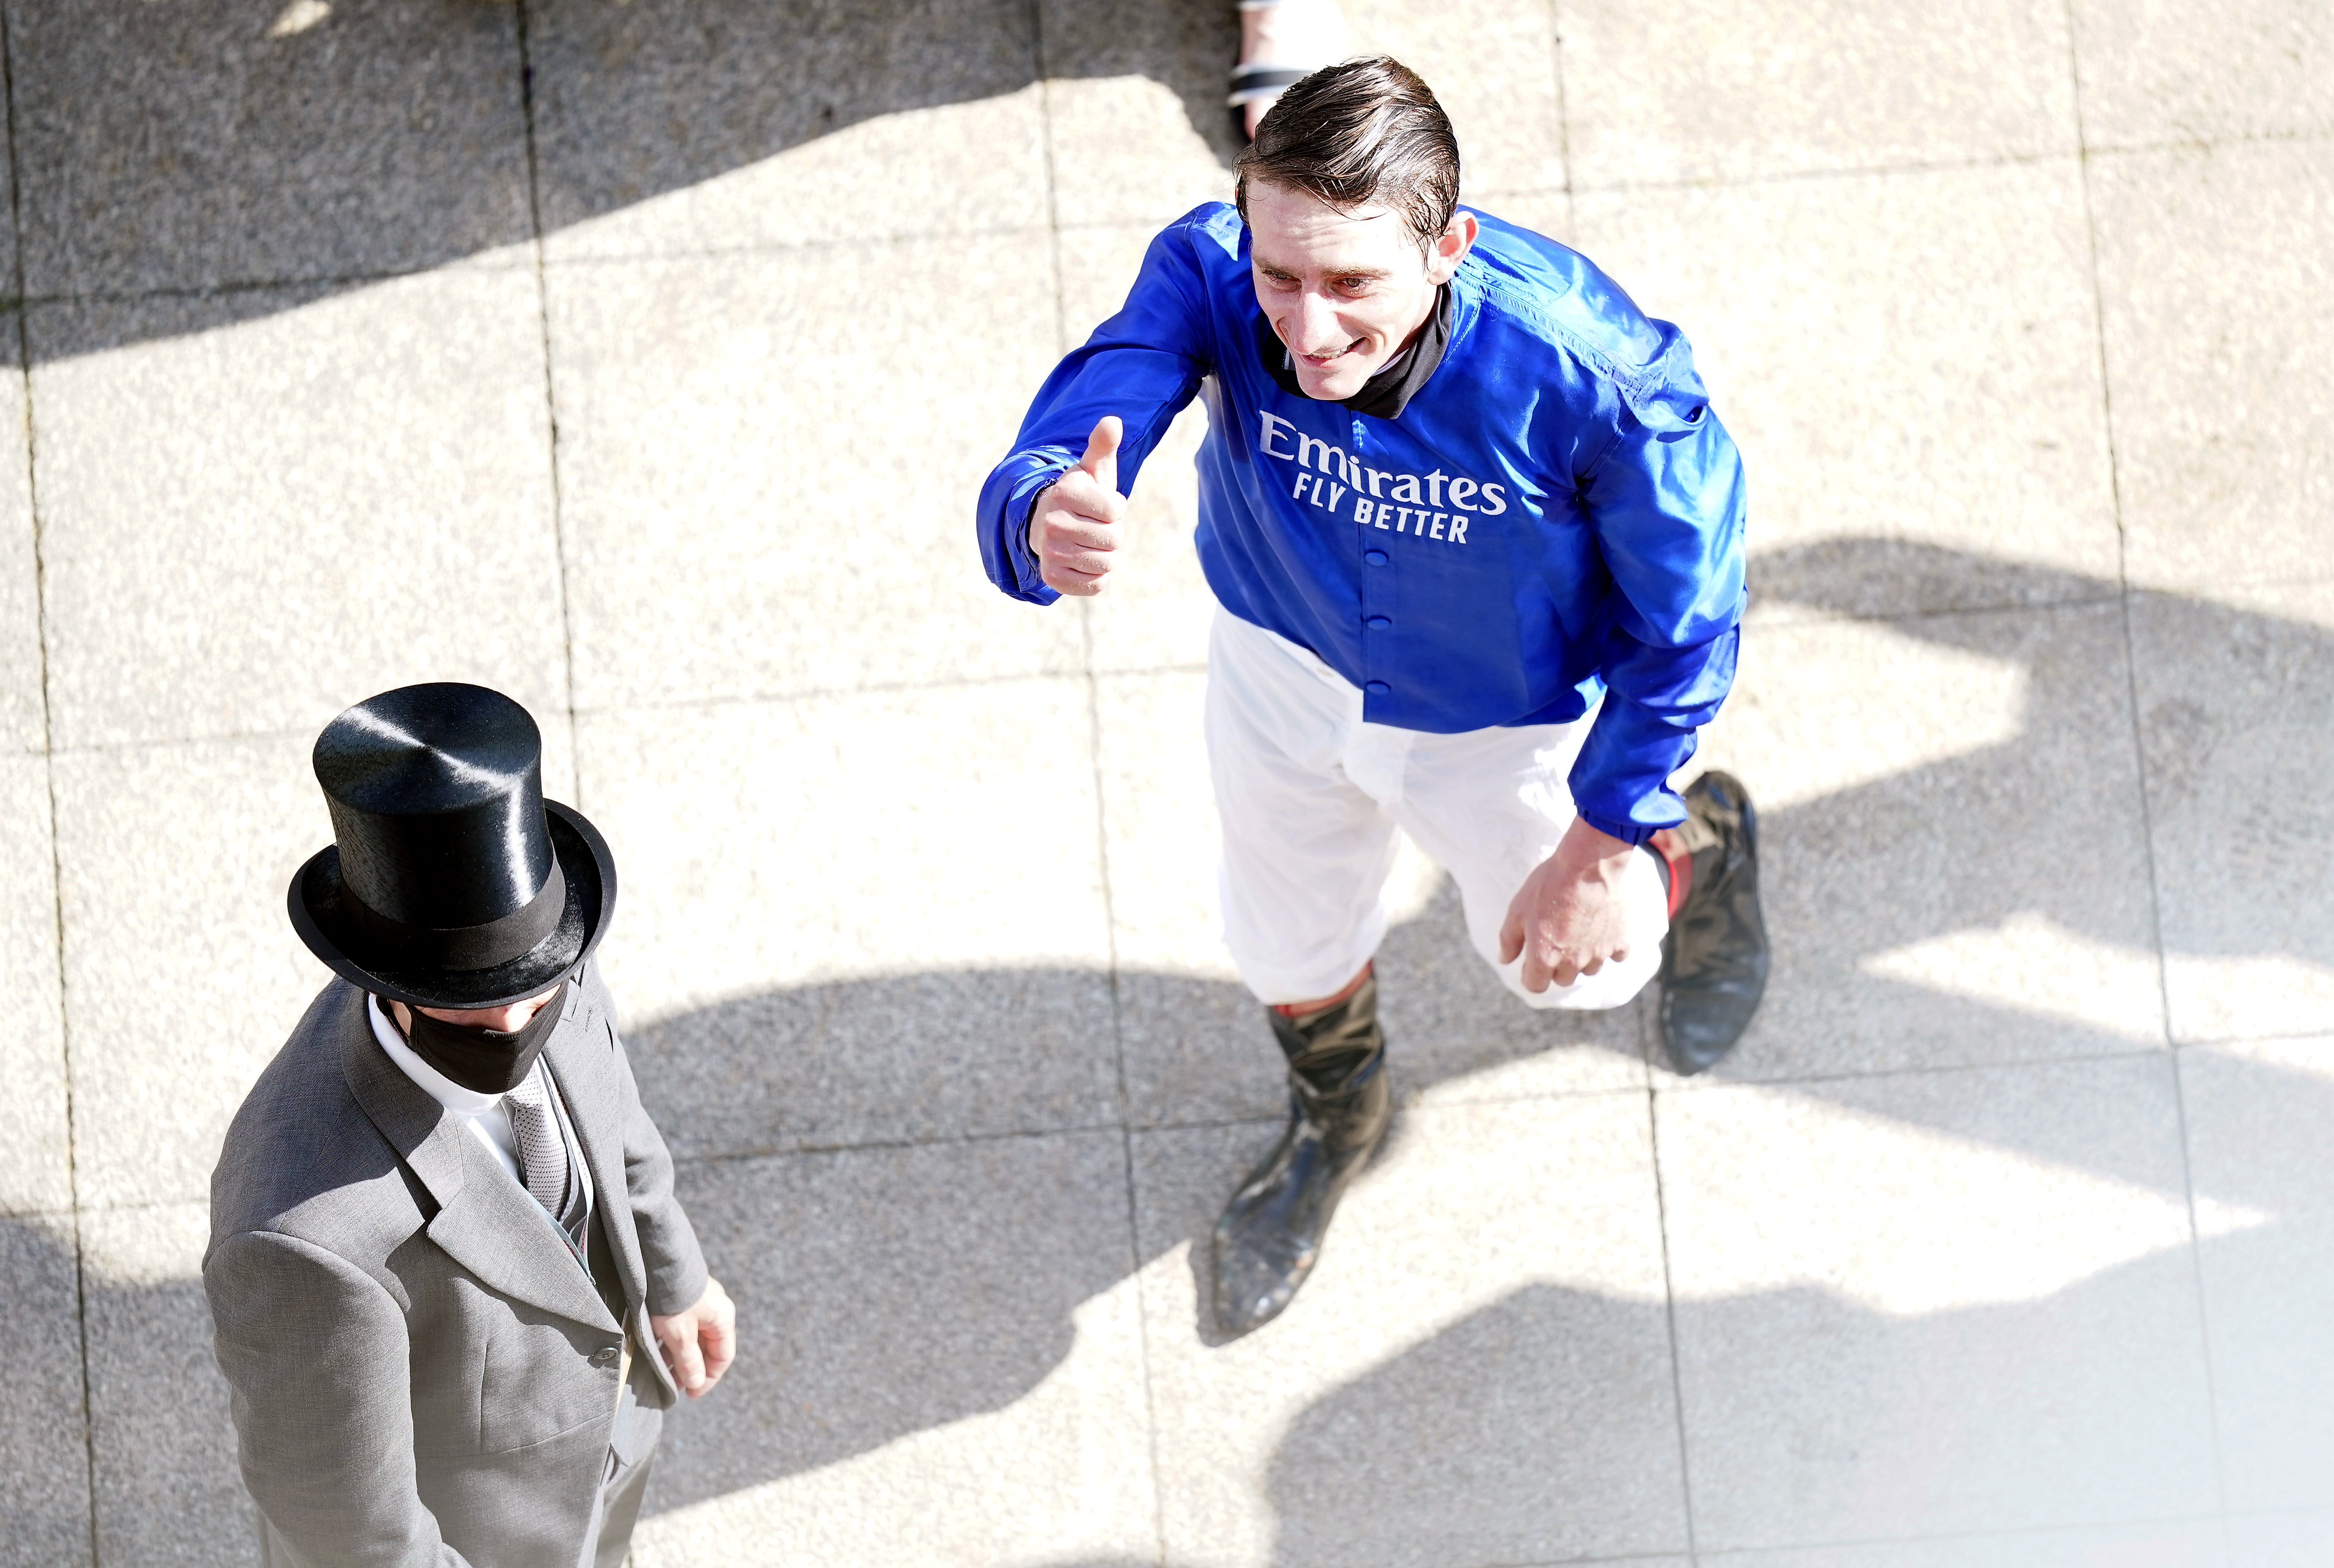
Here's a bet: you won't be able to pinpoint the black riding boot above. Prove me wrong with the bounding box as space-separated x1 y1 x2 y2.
1656 770 1770 1075
1211 970 1393 1336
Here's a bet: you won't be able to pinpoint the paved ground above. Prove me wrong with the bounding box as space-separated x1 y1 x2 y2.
1 0 2329 1564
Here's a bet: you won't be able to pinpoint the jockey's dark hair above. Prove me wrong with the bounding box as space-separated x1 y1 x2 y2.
1235 57 1461 253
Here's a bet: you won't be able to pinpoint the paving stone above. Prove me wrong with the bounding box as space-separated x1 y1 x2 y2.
1682 600 2163 1081
1098 669 1647 1128
1345 0 1566 200
27 268 565 751
633 1131 1154 1564
1085 395 1218 676
2090 138 2334 595
6 0 530 296
81 1202 246 1568
1090 668 1262 1125
49 729 554 1210
0 755 70 1216
0 1214 92 1568
576 680 1118 1159
2229 1509 2334 1566
1658 1058 2218 1549
1056 220 1174 352
2177 1036 2334 1513
1054 222 1221 678
1482 190 1575 247
1559 0 2080 189
529 0 1047 262
545 235 1081 712
0 107 19 298
0 335 42 756
1038 0 1241 230
2129 582 2334 1044
1573 159 2120 621
2072 0 2334 147
1704 1519 2227 1566
1132 1095 1687 1567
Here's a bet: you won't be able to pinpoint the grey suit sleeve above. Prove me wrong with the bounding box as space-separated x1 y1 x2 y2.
603 1019 709 1315
206 1229 471 1568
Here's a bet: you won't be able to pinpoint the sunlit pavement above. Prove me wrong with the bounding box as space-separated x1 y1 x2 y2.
2 2 2330 1564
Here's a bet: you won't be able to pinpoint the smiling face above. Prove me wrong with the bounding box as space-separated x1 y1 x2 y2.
1247 179 1478 402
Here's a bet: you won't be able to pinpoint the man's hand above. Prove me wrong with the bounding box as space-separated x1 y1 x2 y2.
650 1277 736 1399
1031 416 1125 597
1498 817 1640 992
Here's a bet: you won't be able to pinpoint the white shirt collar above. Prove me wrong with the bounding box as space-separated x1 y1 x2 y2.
368 993 506 1116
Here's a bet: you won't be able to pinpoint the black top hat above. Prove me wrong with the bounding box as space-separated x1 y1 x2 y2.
288 683 616 1010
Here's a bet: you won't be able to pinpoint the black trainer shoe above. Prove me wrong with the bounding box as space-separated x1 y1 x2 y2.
1657 771 1770 1075
1211 975 1391 1336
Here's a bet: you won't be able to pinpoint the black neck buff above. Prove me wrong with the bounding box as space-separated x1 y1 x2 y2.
389 983 567 1095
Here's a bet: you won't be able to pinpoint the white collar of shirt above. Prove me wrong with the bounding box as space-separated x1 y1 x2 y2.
368 993 507 1116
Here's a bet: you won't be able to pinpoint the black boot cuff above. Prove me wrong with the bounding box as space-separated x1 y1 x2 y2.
1269 972 1385 1093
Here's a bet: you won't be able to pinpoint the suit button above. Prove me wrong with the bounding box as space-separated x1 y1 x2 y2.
1364 549 1389 566
591 1346 619 1366
1364 680 1391 696
1365 615 1392 629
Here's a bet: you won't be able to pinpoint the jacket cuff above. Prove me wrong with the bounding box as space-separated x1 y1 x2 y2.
1007 464 1072 600
643 1233 710 1318
1578 808 1662 847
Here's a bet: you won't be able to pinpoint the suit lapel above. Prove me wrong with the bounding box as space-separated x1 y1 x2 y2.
339 985 617 1335
542 980 686 1401
543 984 647 1311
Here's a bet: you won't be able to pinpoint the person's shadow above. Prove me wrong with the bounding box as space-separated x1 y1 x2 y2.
37 0 2322 1558
20 0 1248 363
622 540 2334 1534
50 543 2334 1560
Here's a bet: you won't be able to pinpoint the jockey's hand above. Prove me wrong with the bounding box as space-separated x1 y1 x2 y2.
1498 817 1639 992
1030 416 1125 598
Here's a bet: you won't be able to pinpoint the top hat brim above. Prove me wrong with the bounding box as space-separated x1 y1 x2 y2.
288 800 616 1012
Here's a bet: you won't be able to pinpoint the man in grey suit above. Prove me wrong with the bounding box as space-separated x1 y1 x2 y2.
206 682 738 1568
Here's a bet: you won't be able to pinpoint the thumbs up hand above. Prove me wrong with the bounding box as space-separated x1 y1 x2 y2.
1030 416 1127 598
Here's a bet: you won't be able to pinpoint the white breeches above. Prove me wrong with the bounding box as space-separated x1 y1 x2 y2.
1205 605 1669 1011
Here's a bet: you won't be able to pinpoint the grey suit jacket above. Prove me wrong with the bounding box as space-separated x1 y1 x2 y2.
205 961 709 1568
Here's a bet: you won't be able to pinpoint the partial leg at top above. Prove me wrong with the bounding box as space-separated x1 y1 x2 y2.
1230 0 1351 140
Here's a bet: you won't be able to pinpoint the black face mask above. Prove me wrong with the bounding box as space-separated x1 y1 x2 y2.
389 983 568 1095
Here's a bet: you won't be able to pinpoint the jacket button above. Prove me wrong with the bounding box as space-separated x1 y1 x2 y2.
1365 615 1392 629
1364 680 1391 696
1364 549 1389 566
591 1346 619 1366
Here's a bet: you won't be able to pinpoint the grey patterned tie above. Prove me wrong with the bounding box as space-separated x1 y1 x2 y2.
503 1064 585 1256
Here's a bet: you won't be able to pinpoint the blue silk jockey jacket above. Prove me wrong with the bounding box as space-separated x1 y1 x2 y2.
976 201 1747 843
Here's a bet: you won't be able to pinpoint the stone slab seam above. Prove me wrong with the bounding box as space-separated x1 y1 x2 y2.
1032 2 1171 1557
509 0 589 820
1644 1089 1703 1561
0 3 95 1561
667 1118 1133 1171
2061 0 2232 1538
1544 0 1575 207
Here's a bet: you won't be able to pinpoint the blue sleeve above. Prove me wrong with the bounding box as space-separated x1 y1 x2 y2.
976 224 1214 605
1567 341 1748 844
